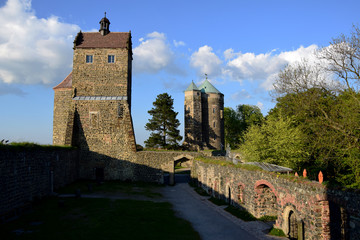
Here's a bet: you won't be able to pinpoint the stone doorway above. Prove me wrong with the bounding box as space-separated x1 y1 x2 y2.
168 154 194 185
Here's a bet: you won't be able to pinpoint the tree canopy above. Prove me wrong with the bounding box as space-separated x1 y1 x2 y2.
224 104 263 149
240 25 360 188
144 93 182 149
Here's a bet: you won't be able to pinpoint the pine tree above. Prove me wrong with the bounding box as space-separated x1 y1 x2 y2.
144 93 182 149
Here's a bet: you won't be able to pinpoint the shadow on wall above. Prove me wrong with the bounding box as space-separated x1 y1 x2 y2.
184 111 220 150
190 173 358 240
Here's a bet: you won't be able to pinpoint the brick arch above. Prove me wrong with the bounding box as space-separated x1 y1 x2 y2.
254 179 278 199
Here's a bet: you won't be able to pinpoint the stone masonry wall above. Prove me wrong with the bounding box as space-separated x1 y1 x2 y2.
73 100 137 180
191 160 329 240
53 89 74 146
72 48 130 97
0 148 78 221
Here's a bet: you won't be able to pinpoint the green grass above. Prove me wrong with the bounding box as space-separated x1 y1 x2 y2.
0 197 200 240
0 142 74 151
224 205 257 221
258 215 277 222
268 227 286 237
195 156 262 171
56 180 163 199
208 197 227 206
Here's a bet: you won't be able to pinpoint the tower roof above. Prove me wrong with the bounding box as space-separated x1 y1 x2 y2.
198 79 221 94
74 31 130 49
185 81 199 91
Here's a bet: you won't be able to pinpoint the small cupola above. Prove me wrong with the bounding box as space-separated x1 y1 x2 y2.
99 12 110 36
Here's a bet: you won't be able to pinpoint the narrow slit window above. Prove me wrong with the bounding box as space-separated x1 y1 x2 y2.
86 55 93 63
108 55 115 63
118 103 124 118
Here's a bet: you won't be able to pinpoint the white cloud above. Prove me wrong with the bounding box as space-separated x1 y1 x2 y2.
190 45 222 77
0 0 80 86
133 31 175 74
223 45 319 90
173 40 185 47
231 89 251 101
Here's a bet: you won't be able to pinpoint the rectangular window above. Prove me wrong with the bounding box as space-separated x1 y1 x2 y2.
86 55 93 63
108 55 115 63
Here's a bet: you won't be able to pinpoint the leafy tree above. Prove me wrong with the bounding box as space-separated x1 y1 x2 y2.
224 107 241 149
240 114 308 170
237 104 264 143
224 105 264 149
268 26 360 187
144 93 182 149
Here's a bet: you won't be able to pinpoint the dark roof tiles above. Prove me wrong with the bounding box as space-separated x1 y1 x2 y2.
74 32 130 49
53 72 72 90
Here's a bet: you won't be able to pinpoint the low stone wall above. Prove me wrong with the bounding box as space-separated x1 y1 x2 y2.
191 159 330 240
0 148 78 221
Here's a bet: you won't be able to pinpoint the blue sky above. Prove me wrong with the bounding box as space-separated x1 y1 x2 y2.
0 0 359 146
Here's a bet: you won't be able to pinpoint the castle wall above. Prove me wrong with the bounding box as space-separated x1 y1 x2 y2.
191 160 327 239
53 89 74 145
191 159 360 239
73 100 137 180
0 148 78 221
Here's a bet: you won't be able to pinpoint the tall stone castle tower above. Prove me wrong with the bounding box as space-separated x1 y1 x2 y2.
184 77 224 150
53 15 136 179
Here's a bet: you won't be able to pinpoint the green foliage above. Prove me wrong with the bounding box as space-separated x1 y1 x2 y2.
258 215 277 222
240 114 308 170
144 93 182 149
268 227 286 237
224 105 264 149
224 107 242 148
224 104 264 149
265 25 360 188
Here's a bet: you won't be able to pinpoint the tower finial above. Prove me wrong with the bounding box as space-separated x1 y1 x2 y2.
99 12 110 36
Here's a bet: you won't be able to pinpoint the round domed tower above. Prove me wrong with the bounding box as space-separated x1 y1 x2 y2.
198 79 224 150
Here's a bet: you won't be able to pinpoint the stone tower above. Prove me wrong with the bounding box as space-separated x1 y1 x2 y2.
184 78 224 150
53 15 136 179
